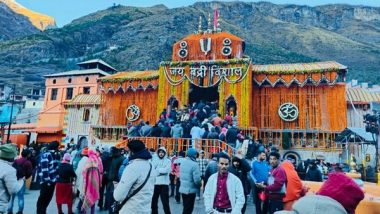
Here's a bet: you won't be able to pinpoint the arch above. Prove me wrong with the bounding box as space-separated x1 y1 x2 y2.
283 151 301 166
225 95 237 116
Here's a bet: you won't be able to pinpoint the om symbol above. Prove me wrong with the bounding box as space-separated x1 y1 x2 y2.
278 103 299 122
126 105 140 122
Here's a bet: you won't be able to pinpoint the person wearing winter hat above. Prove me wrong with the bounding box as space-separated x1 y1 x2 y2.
151 147 172 214
0 144 23 213
179 148 201 214
113 140 155 214
317 172 365 214
55 153 76 214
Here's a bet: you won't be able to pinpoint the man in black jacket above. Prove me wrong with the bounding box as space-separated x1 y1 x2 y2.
106 147 125 213
228 156 252 214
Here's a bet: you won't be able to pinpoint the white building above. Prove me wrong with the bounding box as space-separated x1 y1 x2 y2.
63 94 100 148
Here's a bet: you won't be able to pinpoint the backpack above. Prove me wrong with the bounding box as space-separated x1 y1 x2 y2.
13 159 26 180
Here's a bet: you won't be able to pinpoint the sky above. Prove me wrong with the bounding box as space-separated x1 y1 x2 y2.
17 0 380 27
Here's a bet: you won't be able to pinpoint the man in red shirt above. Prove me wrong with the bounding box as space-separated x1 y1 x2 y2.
204 153 245 214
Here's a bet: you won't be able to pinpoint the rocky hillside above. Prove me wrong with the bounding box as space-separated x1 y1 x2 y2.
0 0 56 30
0 1 379 90
0 2 38 41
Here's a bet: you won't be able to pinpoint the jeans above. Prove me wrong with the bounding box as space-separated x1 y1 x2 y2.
151 185 171 214
36 182 56 214
181 193 196 214
255 188 268 214
175 179 181 203
7 180 25 213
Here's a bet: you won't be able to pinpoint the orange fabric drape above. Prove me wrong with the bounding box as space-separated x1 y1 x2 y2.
100 89 158 126
252 84 347 131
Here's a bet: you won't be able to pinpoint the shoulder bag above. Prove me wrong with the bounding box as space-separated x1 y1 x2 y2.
110 163 152 213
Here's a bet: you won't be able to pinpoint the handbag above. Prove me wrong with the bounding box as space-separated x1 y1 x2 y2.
110 163 152 213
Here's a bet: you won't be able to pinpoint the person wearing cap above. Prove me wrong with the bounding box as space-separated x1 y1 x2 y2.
55 153 76 214
317 172 364 214
36 141 61 214
256 152 286 214
113 140 155 214
0 144 23 214
179 148 201 214
274 173 365 214
151 147 171 214
204 152 245 214
7 148 33 214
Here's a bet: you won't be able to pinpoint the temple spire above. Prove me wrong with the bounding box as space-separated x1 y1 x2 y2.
207 13 212 33
213 9 219 32
198 16 203 34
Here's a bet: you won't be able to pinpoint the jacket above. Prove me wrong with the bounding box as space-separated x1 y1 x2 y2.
151 147 171 185
179 157 201 194
0 160 23 212
14 157 33 180
204 172 245 214
170 124 183 138
266 165 287 200
57 162 76 183
204 159 218 185
113 159 156 214
228 158 251 195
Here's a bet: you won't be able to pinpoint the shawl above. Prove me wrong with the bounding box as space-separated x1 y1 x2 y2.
282 161 303 203
81 150 103 210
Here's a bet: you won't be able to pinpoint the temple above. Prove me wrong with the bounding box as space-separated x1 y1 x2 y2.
96 18 348 162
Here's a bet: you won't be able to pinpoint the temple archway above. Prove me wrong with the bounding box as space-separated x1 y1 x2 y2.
225 95 237 116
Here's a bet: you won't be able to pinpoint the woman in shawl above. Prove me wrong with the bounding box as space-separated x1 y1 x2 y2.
79 149 103 214
56 153 76 214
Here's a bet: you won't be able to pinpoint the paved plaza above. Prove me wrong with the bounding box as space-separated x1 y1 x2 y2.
20 189 256 214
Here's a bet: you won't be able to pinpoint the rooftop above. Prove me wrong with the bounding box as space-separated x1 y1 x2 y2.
77 59 117 72
64 94 100 106
99 71 159 83
346 87 380 104
251 61 347 75
44 68 110 78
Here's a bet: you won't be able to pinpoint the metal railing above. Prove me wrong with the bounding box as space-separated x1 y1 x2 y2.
116 137 237 158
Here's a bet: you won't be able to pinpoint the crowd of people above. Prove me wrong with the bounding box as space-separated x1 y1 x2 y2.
0 101 368 214
0 137 368 214
126 100 246 149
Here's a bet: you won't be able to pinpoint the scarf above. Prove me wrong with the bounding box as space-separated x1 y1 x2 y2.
129 149 152 161
81 150 103 210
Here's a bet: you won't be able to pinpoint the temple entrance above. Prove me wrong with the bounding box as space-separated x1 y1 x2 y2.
226 96 237 116
189 84 219 105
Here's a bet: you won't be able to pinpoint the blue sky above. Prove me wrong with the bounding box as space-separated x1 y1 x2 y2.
18 0 380 27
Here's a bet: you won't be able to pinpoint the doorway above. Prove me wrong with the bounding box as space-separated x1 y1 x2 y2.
189 84 219 105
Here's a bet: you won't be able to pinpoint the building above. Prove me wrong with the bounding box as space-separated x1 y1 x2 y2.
96 24 348 163
33 59 114 143
63 94 100 148
346 88 380 128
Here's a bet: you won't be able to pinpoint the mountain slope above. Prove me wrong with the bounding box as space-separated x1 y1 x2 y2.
0 0 56 30
0 3 38 41
0 2 379 90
